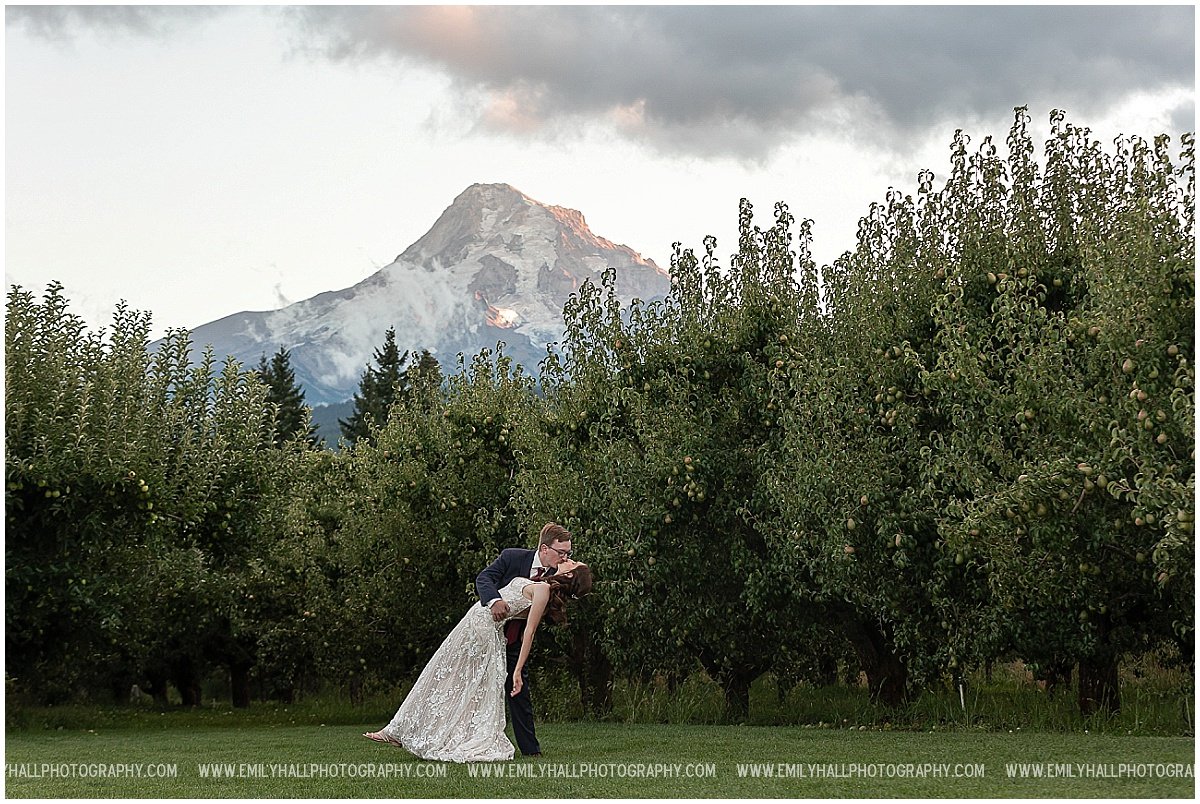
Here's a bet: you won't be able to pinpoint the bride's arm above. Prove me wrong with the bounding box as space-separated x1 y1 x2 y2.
511 584 549 696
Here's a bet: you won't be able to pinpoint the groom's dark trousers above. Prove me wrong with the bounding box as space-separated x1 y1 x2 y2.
476 548 542 756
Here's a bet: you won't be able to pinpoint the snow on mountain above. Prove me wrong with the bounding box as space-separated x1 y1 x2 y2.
179 183 670 406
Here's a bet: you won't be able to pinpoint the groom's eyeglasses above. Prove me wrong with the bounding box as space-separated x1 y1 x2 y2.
547 546 573 558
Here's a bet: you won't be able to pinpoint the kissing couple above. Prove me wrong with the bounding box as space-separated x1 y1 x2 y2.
364 523 593 762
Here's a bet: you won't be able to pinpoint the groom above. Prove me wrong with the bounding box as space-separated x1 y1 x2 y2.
475 522 573 757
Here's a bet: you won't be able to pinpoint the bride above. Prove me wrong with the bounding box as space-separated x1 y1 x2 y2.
363 559 592 762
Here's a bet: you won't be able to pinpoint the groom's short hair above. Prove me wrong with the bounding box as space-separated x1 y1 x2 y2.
539 522 571 546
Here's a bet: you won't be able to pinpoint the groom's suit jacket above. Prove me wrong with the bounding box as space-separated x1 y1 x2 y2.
476 548 537 608
476 548 557 648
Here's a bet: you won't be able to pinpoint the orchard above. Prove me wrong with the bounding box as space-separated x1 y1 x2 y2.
5 109 1192 722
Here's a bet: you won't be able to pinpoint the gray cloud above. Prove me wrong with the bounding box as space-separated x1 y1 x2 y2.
11 5 1190 159
289 5 1194 160
1169 101 1196 139
7 5 223 41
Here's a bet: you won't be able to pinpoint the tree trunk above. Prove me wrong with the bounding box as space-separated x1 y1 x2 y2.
776 673 795 706
1078 657 1120 716
348 674 364 706
697 649 766 724
584 650 613 717
109 675 130 704
721 671 753 723
230 662 252 709
1038 660 1073 695
178 682 202 707
145 670 170 708
840 615 908 706
816 653 838 687
171 660 202 707
1078 612 1121 716
567 630 613 717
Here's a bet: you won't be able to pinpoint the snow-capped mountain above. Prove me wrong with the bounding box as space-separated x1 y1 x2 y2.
181 183 670 405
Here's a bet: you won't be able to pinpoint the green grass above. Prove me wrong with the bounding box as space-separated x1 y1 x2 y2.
6 659 1192 797
8 673 1190 737
4 721 1194 798
535 662 1194 737
10 656 1190 736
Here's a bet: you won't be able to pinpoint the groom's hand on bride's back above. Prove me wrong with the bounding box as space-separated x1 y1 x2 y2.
490 600 510 622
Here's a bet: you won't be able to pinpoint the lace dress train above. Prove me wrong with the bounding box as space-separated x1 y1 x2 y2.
377 576 533 762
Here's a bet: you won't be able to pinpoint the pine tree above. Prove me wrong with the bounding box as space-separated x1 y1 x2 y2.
339 331 444 446
339 327 406 446
255 347 319 447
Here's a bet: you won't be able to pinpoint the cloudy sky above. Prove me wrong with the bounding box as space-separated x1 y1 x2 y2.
5 4 1194 339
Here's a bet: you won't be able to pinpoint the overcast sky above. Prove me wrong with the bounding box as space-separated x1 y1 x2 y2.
5 4 1194 339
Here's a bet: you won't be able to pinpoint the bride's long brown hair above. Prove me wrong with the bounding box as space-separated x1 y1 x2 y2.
543 566 593 625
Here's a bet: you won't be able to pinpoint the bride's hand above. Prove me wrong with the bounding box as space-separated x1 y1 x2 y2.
510 669 524 697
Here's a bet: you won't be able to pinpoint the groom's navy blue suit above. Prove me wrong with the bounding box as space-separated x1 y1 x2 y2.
476 548 551 756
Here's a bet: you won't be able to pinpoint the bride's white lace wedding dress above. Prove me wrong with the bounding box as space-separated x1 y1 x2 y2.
376 576 533 762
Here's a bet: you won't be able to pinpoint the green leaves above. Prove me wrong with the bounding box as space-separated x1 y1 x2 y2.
6 109 1191 713
6 284 302 703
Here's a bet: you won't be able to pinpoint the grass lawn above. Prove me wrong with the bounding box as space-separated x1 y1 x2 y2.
4 721 1194 798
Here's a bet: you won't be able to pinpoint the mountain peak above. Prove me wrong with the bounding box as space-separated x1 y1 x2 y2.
398 182 532 268
449 182 535 213
461 181 529 198
398 183 654 275
458 183 592 232
181 183 670 407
